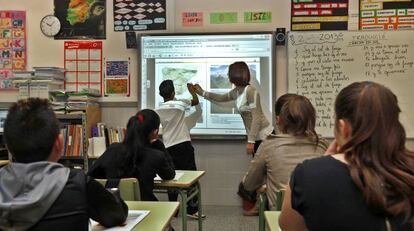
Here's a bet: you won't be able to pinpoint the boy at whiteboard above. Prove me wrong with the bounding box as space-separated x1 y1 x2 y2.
155 79 205 219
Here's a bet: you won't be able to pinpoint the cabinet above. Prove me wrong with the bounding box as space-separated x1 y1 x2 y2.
57 106 101 171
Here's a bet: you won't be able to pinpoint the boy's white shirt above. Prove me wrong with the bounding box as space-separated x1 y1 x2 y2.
155 99 201 148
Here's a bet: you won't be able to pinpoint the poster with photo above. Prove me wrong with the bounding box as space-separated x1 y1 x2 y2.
64 41 102 95
0 11 26 90
54 0 106 39
104 58 130 96
360 0 414 30
113 0 166 31
291 0 349 31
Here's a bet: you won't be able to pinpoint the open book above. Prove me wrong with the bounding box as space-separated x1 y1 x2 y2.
89 210 150 231
154 172 184 182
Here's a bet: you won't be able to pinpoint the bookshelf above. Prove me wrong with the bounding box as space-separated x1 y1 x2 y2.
57 106 101 171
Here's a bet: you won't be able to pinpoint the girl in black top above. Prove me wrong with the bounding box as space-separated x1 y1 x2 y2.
88 109 175 201
280 82 414 231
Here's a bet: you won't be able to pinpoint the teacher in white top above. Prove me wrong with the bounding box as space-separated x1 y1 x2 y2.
193 61 273 155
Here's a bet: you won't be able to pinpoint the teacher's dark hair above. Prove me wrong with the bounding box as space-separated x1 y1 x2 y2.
278 95 318 144
228 61 250 87
335 81 414 223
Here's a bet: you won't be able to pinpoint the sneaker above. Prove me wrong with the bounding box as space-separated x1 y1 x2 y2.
187 212 206 219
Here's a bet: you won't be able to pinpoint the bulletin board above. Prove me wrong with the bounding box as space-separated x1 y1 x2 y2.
64 41 103 95
0 10 26 90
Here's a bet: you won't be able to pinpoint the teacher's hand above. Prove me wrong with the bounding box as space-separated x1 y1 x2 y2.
193 84 204 95
246 143 255 155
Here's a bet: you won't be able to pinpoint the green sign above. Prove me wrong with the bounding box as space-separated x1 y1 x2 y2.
244 11 272 23
210 12 238 24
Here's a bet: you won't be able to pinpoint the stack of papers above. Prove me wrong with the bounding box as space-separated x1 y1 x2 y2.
90 210 150 231
33 67 65 80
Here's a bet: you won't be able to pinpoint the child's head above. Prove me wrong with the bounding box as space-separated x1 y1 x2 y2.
278 95 317 138
334 81 405 152
228 61 250 87
124 109 160 149
159 80 175 100
275 93 298 116
4 98 61 163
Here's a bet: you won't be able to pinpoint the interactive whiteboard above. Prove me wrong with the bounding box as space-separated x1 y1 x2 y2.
288 30 414 137
139 33 276 136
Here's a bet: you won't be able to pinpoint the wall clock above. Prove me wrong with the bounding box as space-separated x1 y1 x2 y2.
40 15 61 37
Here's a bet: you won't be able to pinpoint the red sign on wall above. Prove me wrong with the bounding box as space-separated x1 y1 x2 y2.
64 41 103 95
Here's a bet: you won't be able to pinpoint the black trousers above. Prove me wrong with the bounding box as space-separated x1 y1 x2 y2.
167 141 198 214
253 140 262 157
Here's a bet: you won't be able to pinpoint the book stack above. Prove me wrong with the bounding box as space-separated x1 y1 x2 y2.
67 91 99 111
61 124 84 157
93 123 126 147
13 67 65 100
33 67 65 81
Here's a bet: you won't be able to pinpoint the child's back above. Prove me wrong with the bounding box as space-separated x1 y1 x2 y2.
0 98 127 231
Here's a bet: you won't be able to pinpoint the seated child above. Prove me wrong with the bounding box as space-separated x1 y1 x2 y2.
0 98 127 231
241 94 327 214
88 109 175 201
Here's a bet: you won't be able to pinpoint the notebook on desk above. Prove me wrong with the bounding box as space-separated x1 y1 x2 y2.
154 172 184 182
89 210 150 231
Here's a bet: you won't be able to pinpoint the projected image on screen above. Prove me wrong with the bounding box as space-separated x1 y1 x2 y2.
210 65 232 89
162 67 198 95
140 33 274 136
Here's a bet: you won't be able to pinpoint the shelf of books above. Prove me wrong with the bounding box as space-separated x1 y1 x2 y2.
57 106 101 171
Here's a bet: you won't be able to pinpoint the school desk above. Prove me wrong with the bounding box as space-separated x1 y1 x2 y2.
264 211 280 231
154 170 205 231
0 160 9 167
126 201 179 231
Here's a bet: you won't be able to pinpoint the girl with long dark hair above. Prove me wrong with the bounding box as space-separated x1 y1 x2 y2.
88 109 175 201
280 82 414 231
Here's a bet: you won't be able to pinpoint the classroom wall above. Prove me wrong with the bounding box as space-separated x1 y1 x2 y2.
3 0 409 206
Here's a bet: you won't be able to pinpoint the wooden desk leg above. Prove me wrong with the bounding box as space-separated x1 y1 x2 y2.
196 182 203 231
178 190 188 231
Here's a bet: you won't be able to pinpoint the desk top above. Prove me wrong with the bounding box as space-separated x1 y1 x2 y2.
0 160 9 167
155 170 205 188
264 211 280 231
126 201 179 231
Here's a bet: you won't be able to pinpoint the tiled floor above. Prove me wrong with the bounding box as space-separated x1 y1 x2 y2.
171 205 258 231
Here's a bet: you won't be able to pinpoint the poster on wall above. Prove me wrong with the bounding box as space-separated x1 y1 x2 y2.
182 12 203 27
360 0 414 30
64 41 103 95
54 0 106 39
104 58 130 96
113 0 166 31
291 0 349 31
0 11 26 90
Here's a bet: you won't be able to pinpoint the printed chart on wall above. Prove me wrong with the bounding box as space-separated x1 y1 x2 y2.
360 0 414 30
113 0 166 31
104 58 130 96
64 41 102 95
0 11 26 90
54 0 106 39
291 0 349 30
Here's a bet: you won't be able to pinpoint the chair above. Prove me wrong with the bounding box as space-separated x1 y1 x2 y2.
95 178 141 201
259 189 286 231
